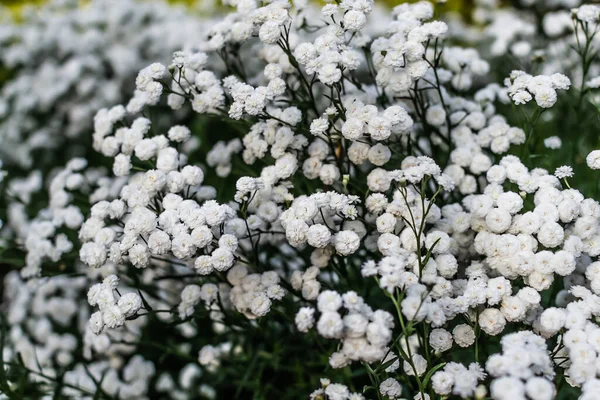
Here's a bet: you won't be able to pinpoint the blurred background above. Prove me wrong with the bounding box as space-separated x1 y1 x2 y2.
0 0 473 16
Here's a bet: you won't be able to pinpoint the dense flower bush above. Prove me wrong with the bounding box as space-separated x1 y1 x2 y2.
2 0 600 399
0 0 202 169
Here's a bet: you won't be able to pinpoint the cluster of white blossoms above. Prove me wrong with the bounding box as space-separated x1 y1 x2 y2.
179 283 215 319
62 355 156 399
538 285 600 386
485 331 555 400
505 70 571 108
474 117 526 154
3 272 85 378
281 192 361 254
12 158 126 278
298 290 396 369
4 170 42 210
197 341 239 373
292 1 369 86
206 139 243 177
81 104 239 276
430 362 486 398
479 5 536 57
0 0 204 169
371 2 447 94
87 275 143 333
310 379 366 400
4 0 600 399
228 267 285 318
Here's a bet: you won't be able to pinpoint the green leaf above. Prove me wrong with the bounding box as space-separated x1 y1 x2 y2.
421 362 447 388
362 385 375 394
375 356 399 374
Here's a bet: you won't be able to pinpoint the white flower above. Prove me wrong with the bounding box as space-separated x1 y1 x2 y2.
80 242 107 269
181 165 204 186
211 248 234 271
320 164 341 185
295 307 315 332
525 377 555 400
534 86 558 108
343 10 366 32
168 125 191 142
129 243 150 268
117 292 142 317
344 117 366 138
334 231 360 255
286 219 309 247
317 312 343 338
485 208 512 233
426 105 447 127
113 154 132 177
157 148 179 172
380 378 402 399
479 308 506 336
453 324 475 347
181 285 201 306
250 293 272 317
259 21 281 45
431 371 454 395
318 64 342 85
403 353 427 376
429 328 453 352
544 136 562 149
310 117 329 136
317 291 343 312
325 383 350 400
102 305 125 329
148 230 171 255
294 42 317 64
539 307 566 335
577 5 600 23
587 150 600 169
512 91 532 105
307 224 332 248
89 311 104 335
191 226 213 248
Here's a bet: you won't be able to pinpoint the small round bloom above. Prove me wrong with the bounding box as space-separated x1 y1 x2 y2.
453 324 475 347
554 166 573 179
117 292 142 317
343 10 366 32
307 224 332 248
587 150 600 169
379 378 402 399
334 231 360 255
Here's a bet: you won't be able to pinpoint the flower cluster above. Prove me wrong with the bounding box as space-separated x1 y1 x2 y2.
310 378 366 400
3 272 86 378
0 0 203 169
485 331 555 400
505 71 571 108
87 276 143 333
3 0 600 399
13 158 125 278
431 362 486 398
300 290 396 369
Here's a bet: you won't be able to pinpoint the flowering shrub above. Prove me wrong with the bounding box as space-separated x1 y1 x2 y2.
0 0 202 169
3 0 600 399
